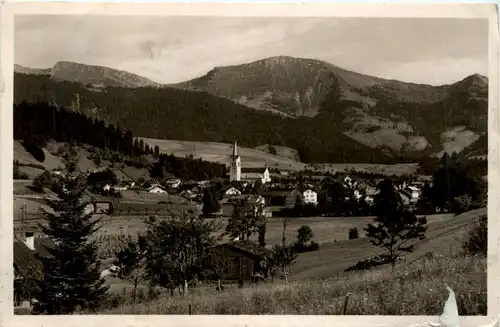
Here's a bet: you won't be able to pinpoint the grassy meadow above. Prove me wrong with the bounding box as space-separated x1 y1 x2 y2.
90 208 485 316
101 252 486 315
136 137 420 175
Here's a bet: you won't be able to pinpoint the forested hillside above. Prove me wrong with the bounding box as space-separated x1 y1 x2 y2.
14 101 228 180
14 73 391 164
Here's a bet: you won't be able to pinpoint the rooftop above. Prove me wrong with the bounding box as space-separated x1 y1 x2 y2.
14 237 56 279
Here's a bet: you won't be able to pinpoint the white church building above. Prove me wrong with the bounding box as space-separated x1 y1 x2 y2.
229 141 271 184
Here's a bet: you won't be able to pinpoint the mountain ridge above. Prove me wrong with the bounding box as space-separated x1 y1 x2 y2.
15 61 161 88
14 57 488 160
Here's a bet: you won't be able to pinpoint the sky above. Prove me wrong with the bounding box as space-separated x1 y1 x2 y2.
14 15 488 85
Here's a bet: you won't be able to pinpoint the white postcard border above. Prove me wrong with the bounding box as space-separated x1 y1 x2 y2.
0 2 498 327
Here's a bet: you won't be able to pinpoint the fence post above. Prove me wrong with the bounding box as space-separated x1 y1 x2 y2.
188 304 192 315
343 293 350 315
22 203 27 230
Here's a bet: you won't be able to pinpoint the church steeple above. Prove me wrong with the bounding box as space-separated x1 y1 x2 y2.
230 140 241 182
232 140 238 157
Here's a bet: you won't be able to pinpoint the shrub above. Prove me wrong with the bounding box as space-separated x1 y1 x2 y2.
33 171 53 191
452 194 472 215
22 138 45 162
348 227 359 240
308 241 320 252
345 254 390 272
296 225 313 246
463 214 487 256
293 240 320 253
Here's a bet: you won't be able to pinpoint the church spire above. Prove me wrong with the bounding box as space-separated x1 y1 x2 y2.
232 140 238 157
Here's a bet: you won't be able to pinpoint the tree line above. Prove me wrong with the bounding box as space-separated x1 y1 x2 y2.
14 101 227 181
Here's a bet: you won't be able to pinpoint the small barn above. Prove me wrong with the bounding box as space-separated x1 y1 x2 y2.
211 240 274 283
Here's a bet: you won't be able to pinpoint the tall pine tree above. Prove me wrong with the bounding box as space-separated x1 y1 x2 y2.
33 175 109 314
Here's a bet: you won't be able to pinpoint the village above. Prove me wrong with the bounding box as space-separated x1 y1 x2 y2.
13 137 484 315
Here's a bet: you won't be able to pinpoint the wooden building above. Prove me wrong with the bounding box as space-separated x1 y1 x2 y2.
211 240 274 283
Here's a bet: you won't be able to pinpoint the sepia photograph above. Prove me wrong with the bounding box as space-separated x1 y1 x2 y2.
2 2 497 321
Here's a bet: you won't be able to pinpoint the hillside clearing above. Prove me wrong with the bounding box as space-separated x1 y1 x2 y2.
14 140 65 171
137 137 306 171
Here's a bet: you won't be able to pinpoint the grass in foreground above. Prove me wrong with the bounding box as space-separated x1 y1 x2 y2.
102 253 486 315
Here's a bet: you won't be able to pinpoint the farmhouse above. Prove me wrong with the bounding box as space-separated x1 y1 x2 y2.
285 189 304 208
407 185 422 202
179 190 197 200
211 240 274 283
221 194 272 217
301 189 318 205
148 184 167 194
222 186 242 197
14 233 56 308
140 179 160 189
165 179 182 189
357 180 377 196
262 188 296 206
113 169 135 186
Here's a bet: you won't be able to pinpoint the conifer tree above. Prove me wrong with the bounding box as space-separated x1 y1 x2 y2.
33 175 109 314
365 179 428 269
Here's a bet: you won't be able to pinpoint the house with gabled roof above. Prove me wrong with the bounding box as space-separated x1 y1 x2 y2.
222 186 242 197
14 232 56 308
148 184 167 194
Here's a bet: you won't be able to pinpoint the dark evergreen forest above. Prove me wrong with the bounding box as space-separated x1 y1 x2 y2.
14 101 228 180
14 73 391 164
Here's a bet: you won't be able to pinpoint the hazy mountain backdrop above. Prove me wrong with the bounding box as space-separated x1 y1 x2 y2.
14 56 488 162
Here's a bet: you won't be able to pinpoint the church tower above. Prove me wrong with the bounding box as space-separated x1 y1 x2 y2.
230 140 241 182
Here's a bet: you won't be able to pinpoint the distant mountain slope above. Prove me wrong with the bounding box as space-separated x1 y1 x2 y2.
14 73 391 164
169 56 452 117
169 56 488 156
15 56 488 160
15 61 160 88
14 64 52 76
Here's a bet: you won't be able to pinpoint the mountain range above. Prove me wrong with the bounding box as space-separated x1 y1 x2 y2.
14 56 488 162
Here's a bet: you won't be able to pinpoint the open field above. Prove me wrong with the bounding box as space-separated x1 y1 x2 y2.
310 162 420 176
290 208 483 280
119 190 188 204
137 137 421 175
137 137 307 170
